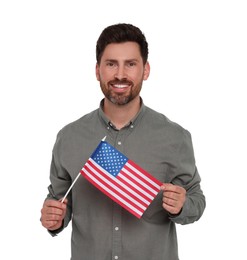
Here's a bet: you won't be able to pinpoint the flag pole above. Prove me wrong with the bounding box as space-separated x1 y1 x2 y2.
60 136 107 203
61 172 81 203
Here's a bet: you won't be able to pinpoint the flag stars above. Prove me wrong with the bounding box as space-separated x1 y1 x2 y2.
92 143 128 176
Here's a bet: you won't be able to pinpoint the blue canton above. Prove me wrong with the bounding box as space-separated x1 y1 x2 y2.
92 142 128 176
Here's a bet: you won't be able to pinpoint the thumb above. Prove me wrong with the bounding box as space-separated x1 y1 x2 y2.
160 183 168 191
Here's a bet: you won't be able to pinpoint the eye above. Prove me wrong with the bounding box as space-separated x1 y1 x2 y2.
106 62 114 67
127 61 137 67
105 61 118 68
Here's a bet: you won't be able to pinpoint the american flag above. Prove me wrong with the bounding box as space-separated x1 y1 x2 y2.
80 140 162 218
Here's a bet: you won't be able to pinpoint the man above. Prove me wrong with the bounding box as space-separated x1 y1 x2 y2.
40 23 206 260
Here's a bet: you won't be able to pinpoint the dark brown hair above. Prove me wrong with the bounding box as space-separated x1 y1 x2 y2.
96 23 149 64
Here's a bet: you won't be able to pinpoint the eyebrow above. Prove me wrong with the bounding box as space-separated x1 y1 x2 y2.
104 59 139 63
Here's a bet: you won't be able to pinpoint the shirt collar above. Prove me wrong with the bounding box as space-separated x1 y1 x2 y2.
98 98 146 130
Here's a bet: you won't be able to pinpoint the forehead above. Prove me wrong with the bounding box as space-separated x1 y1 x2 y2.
101 42 142 61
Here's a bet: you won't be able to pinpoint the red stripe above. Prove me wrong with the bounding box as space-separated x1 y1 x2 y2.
83 162 148 208
81 169 143 218
80 163 146 218
120 166 157 198
127 160 162 190
116 174 153 203
87 160 149 205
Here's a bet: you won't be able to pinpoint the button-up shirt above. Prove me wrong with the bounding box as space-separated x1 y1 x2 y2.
46 99 206 260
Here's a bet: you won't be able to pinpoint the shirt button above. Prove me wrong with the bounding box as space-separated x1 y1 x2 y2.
114 256 119 260
130 124 134 128
117 141 122 145
115 227 119 231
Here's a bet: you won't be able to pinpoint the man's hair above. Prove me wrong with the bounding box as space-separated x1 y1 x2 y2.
96 23 149 64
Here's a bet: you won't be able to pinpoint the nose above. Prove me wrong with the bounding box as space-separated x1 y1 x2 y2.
114 65 127 80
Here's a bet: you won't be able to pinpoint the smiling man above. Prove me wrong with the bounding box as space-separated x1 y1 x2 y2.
96 41 150 129
96 41 149 104
40 23 206 260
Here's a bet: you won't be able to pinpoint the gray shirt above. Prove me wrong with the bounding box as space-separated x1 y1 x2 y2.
46 99 206 260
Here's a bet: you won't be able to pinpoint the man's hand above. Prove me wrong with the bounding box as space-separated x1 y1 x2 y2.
40 199 67 231
160 183 186 215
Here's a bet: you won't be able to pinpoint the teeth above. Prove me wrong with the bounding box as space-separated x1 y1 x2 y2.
114 84 128 89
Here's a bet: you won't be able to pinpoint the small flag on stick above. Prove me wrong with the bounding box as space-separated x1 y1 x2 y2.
80 139 162 218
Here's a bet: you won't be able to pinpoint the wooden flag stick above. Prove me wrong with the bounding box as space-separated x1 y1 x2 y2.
61 172 81 203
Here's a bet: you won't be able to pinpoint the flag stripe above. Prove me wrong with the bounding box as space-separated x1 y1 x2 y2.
81 167 144 218
122 166 159 196
116 173 153 202
83 161 148 209
127 160 162 189
79 140 162 218
87 159 151 205
82 169 143 218
118 172 155 200
82 167 145 213
123 164 156 193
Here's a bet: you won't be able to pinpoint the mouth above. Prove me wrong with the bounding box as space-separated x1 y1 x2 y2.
112 84 130 89
109 80 132 91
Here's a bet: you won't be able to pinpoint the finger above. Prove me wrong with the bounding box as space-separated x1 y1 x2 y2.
41 204 63 218
42 216 62 225
163 191 181 201
44 209 64 219
41 219 61 229
163 191 185 207
46 206 64 216
162 202 181 215
43 201 67 217
161 183 184 193
162 196 180 207
44 199 66 209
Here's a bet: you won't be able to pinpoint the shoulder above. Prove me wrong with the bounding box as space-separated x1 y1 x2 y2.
56 108 99 139
144 106 190 136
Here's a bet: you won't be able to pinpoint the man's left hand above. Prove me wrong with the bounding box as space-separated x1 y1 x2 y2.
160 183 186 215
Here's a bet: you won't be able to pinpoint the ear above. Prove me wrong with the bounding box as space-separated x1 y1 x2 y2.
95 63 100 81
143 61 150 80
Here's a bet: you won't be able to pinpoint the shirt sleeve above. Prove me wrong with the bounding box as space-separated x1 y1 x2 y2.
168 129 206 225
45 130 73 235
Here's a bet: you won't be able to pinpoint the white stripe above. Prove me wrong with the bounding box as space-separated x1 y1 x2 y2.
121 167 158 196
118 173 154 200
82 168 143 217
85 162 147 210
126 162 161 190
88 158 150 204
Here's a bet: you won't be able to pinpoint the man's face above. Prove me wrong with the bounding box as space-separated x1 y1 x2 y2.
96 42 150 105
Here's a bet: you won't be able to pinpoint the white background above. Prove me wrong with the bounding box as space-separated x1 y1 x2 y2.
0 0 246 259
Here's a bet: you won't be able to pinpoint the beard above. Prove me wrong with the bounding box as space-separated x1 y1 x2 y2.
99 79 143 106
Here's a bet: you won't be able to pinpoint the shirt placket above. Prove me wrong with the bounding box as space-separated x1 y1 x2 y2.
111 129 125 260
112 203 122 260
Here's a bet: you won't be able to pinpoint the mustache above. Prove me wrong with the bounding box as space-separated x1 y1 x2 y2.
108 80 133 85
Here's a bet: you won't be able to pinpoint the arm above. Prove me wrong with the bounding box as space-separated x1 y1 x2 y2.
163 130 206 224
41 131 73 235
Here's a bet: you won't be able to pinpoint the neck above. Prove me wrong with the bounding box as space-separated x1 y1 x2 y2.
103 96 141 129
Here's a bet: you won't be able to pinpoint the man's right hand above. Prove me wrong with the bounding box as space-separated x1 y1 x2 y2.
40 199 67 231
